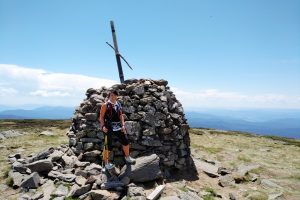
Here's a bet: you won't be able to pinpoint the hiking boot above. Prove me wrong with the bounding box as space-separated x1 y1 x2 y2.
105 163 114 170
125 156 136 164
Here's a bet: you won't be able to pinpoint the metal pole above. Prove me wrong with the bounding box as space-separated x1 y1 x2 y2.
110 21 124 83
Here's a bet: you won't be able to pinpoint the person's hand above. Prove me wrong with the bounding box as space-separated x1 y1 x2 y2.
121 125 126 134
102 126 108 133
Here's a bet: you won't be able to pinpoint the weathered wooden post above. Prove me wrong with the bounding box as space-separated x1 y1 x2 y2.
110 21 124 83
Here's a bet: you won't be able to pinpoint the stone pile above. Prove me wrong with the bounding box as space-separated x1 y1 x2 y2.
6 78 193 200
7 146 163 199
67 79 192 174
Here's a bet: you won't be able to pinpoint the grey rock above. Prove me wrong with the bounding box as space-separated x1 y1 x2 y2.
268 192 283 200
84 163 102 171
141 112 155 126
128 185 145 197
52 184 69 197
25 159 53 174
80 138 102 143
155 79 168 86
9 171 25 188
160 196 180 200
0 130 22 139
218 175 235 187
18 193 31 200
9 153 21 159
100 181 124 190
179 191 202 200
89 189 120 199
31 191 44 200
193 159 219 178
229 193 236 200
85 113 98 121
20 172 40 189
160 96 167 102
162 128 172 134
41 179 56 200
75 176 87 186
133 85 145 95
261 179 282 189
69 183 91 197
125 121 141 138
120 154 162 182
123 106 136 114
52 197 65 200
39 130 55 136
141 139 162 147
75 169 89 178
237 164 260 176
62 155 78 168
12 161 30 174
48 150 64 162
48 171 76 182
27 148 55 163
246 190 268 200
143 128 156 136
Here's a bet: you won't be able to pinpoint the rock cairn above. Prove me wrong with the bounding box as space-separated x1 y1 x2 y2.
6 79 193 200
67 79 192 174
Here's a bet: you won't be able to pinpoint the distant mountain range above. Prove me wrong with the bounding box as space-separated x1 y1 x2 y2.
0 106 299 139
185 110 300 139
0 106 75 119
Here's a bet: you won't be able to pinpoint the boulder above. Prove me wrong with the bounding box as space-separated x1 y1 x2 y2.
75 176 87 186
89 189 120 200
26 159 53 173
20 172 40 189
48 171 76 182
48 150 64 162
68 183 91 197
119 154 162 183
52 184 69 197
218 175 235 187
39 130 55 136
41 180 56 200
128 185 145 197
9 171 25 188
193 159 219 178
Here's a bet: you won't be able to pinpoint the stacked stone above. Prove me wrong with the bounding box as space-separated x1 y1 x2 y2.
67 79 191 173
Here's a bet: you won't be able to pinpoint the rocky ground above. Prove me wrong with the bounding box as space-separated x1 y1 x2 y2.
0 120 299 200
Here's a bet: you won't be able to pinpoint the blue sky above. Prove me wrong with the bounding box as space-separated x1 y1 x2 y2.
0 0 299 109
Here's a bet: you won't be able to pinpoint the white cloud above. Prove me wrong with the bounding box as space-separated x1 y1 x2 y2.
0 87 19 96
0 64 117 106
0 64 299 109
171 87 300 109
30 90 70 97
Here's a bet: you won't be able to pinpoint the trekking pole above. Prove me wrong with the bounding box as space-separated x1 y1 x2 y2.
102 134 108 171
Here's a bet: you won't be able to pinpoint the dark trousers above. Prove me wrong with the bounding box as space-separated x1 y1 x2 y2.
105 129 129 151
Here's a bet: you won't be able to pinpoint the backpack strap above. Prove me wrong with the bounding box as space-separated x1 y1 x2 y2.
105 101 122 120
105 101 113 119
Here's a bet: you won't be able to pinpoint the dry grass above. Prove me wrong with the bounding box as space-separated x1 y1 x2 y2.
189 128 300 199
0 120 70 199
1 121 300 199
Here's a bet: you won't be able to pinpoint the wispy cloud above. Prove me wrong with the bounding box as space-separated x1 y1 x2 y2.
1 64 299 109
171 87 300 109
0 87 19 97
0 64 117 106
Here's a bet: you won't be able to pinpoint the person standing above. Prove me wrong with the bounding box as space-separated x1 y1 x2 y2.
99 89 136 169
